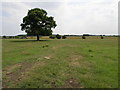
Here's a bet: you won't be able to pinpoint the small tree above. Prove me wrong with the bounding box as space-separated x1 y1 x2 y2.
2 35 6 39
56 34 61 39
82 36 86 39
101 36 104 39
100 35 104 39
62 35 66 39
49 35 55 39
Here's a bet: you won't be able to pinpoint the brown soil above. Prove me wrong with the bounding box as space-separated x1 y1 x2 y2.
59 78 84 88
2 61 34 88
58 54 84 88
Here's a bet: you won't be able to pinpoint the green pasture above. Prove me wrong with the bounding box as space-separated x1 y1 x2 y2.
2 38 118 88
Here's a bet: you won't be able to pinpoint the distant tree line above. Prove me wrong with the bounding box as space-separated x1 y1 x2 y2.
1 34 67 39
49 34 66 39
1 34 119 39
82 34 105 39
2 35 27 39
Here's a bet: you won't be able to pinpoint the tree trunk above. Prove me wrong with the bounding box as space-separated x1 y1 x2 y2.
37 35 39 41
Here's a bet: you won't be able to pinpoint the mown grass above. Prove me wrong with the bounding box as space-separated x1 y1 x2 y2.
2 38 118 88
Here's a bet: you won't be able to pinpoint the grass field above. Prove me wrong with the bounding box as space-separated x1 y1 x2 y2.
2 37 118 88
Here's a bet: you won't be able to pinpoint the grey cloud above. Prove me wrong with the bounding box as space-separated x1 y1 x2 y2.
1 0 118 35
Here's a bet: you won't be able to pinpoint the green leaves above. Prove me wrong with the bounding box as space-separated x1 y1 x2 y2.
21 8 57 36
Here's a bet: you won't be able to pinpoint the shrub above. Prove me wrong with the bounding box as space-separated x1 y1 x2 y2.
56 34 61 39
49 35 55 39
9 36 13 39
2 36 6 39
20 36 27 39
100 35 104 39
101 36 104 39
82 36 86 39
62 35 66 39
14 36 19 39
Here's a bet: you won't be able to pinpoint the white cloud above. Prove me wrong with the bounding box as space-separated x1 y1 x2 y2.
2 2 31 35
1 0 119 35
54 0 118 35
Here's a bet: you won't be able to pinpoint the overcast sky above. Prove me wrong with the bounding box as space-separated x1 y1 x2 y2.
1 0 119 36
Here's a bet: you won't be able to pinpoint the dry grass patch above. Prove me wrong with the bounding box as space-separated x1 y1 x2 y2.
52 44 65 50
3 60 47 88
68 54 83 67
3 62 34 88
59 77 84 88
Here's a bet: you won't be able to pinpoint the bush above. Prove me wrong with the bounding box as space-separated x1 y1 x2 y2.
62 35 66 39
20 36 27 39
56 34 61 39
101 36 104 39
2 36 6 39
14 36 19 39
49 35 55 39
82 36 86 39
8 36 13 39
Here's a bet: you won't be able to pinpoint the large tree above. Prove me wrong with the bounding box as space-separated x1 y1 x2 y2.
20 8 57 40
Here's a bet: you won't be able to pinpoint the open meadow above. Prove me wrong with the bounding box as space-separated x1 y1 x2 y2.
2 37 118 88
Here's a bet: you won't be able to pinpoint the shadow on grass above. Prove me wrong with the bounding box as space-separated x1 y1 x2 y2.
10 39 50 42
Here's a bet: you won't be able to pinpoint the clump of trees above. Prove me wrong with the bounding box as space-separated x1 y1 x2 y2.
82 34 88 39
49 35 55 39
2 36 6 39
2 36 28 39
62 35 66 39
49 34 67 39
56 34 61 39
100 35 104 39
20 8 57 41
82 36 86 39
101 36 104 39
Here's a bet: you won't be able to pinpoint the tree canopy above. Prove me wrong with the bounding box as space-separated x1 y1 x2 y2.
20 8 57 40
